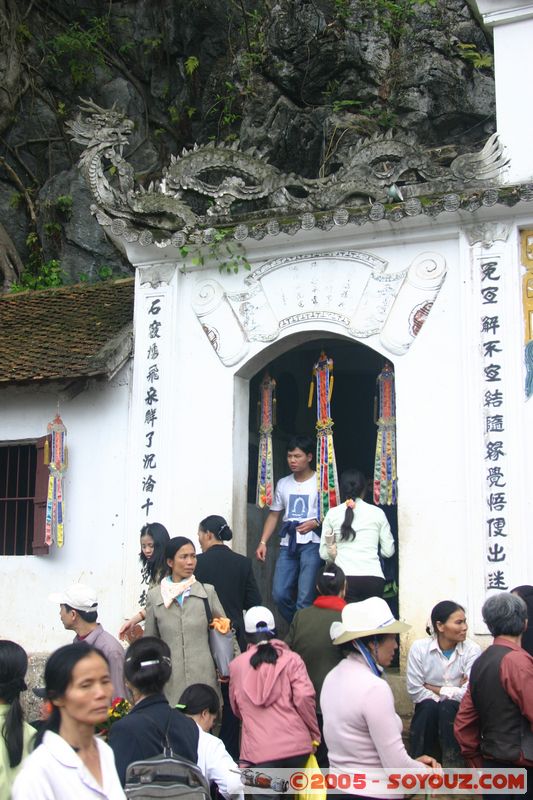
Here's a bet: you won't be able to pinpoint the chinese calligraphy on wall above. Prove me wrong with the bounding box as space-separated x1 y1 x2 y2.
479 255 510 592
140 295 164 521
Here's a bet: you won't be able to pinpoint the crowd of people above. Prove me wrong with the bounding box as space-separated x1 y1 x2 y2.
2 438 533 799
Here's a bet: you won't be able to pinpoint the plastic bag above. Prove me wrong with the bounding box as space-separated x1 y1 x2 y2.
298 753 326 800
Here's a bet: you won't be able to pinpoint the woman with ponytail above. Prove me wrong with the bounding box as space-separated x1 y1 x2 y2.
285 563 346 766
229 606 319 775
319 469 395 603
406 600 481 765
195 514 261 652
0 641 34 798
12 642 124 799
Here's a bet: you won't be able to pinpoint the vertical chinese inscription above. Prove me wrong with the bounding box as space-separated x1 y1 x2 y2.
140 296 163 519
479 256 509 592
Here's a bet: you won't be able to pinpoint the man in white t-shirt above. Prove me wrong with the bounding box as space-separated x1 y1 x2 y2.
255 435 322 623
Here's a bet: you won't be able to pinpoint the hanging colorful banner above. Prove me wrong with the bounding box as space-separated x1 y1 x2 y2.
373 363 397 505
308 351 340 520
256 373 276 508
44 413 68 547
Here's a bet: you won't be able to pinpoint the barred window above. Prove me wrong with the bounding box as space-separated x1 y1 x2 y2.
0 438 49 556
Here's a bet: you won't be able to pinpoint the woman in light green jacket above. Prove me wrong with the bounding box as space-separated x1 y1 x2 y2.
144 536 236 707
0 641 35 800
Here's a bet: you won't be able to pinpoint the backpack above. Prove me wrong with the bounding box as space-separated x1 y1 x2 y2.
124 712 211 800
125 753 211 799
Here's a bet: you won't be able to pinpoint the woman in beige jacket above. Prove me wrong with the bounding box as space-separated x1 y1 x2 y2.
144 536 229 707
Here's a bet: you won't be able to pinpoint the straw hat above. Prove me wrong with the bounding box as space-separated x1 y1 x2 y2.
331 597 410 645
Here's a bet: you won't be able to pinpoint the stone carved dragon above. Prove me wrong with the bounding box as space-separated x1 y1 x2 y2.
67 101 509 232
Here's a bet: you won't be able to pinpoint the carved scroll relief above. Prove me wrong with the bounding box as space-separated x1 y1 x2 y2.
192 250 447 366
191 279 249 366
380 252 447 355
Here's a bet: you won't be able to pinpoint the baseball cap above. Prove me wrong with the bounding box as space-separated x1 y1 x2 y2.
244 606 275 634
49 583 98 612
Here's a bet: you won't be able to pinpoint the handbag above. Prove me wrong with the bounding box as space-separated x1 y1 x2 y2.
201 596 236 678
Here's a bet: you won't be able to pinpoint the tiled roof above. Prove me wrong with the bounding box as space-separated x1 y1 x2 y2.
0 278 134 383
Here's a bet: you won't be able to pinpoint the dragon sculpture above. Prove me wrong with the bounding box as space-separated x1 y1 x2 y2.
67 100 509 234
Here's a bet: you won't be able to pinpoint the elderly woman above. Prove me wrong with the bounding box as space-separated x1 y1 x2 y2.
406 600 481 765
455 592 533 792
321 598 438 797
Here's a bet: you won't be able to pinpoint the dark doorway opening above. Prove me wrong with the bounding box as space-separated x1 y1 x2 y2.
247 337 399 637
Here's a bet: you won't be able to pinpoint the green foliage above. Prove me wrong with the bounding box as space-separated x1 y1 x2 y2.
44 222 62 238
143 36 163 53
180 229 251 274
9 193 23 209
45 16 111 85
16 22 31 42
118 41 135 56
185 56 200 76
207 82 242 137
168 105 180 124
457 43 493 70
55 195 73 218
78 264 116 283
10 233 64 291
360 0 437 42
334 0 351 22
332 99 363 113
11 259 64 291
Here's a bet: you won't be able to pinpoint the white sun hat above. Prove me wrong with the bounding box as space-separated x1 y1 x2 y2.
330 597 410 645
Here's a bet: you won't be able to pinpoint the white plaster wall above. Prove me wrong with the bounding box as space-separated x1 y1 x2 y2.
479 4 533 184
0 365 131 652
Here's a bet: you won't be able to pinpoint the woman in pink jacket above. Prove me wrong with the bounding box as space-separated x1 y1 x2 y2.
229 606 320 772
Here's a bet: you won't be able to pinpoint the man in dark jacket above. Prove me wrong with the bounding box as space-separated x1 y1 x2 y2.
454 592 533 798
195 514 262 760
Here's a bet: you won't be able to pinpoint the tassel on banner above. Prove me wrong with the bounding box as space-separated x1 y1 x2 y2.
373 363 398 506
311 352 340 520
256 374 276 509
45 413 68 547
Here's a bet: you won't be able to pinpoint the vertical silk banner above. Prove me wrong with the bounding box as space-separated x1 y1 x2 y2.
309 352 339 520
44 412 68 547
373 363 397 505
256 373 276 508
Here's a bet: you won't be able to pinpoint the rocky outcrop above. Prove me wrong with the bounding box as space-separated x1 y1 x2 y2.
0 0 495 283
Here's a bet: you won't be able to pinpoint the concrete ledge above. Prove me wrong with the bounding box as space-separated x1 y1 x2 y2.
385 670 413 718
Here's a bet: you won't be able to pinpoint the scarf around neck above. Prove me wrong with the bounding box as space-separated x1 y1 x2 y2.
313 596 346 611
161 575 196 608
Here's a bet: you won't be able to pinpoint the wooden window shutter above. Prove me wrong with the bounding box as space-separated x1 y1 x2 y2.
32 436 50 555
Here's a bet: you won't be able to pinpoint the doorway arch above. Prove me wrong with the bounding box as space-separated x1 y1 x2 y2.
232 330 399 630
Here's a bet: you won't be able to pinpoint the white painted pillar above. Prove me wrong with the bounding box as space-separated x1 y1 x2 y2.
474 1 533 183
461 220 529 632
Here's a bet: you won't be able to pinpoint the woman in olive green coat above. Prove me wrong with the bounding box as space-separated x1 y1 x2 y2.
144 536 229 707
285 562 346 767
